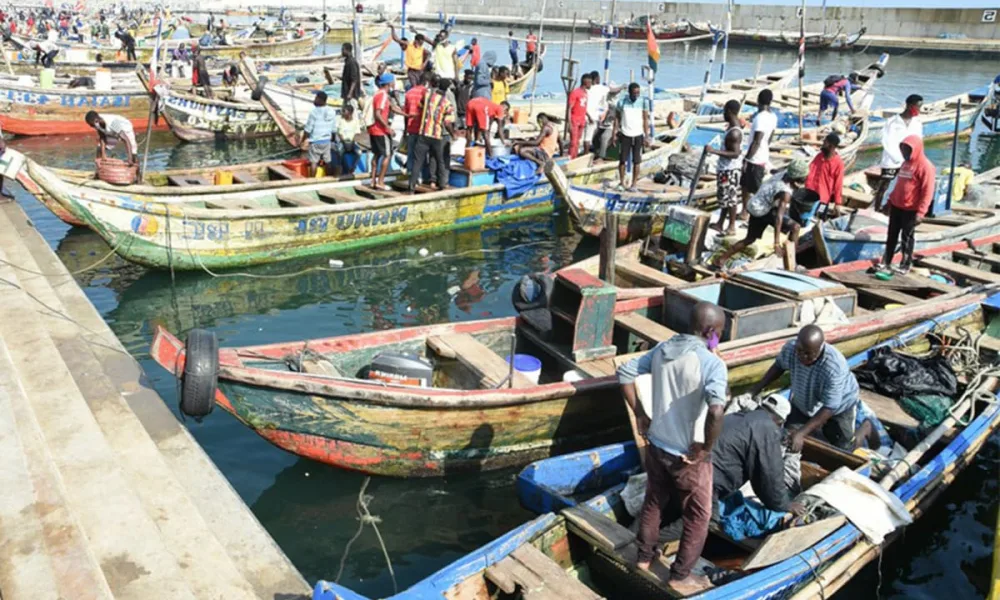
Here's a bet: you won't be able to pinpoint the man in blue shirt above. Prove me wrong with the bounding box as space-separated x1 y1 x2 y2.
617 301 727 596
507 30 519 72
304 91 337 177
749 324 860 452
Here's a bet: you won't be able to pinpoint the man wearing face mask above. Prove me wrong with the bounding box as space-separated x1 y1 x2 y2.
617 301 727 596
749 325 860 453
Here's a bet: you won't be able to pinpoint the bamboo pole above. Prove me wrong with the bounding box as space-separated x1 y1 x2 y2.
697 26 721 106
719 0 731 84
602 0 617 82
527 2 553 120
944 98 962 214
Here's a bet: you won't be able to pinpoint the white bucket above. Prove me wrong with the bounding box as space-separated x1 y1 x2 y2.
562 369 588 383
507 354 542 384
94 69 112 91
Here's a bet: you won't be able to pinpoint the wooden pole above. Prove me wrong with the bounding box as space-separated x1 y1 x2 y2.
527 3 555 120
797 0 805 141
686 146 709 205
697 26 720 106
719 0 731 84
599 212 618 285
944 98 962 214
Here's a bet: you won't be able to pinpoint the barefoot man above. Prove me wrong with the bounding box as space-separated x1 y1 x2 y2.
616 301 727 595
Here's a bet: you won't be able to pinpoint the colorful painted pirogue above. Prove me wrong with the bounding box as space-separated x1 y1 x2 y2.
0 74 164 136
19 119 694 269
150 229 1000 477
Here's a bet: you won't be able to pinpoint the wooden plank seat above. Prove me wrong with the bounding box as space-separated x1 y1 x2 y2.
614 313 677 344
204 198 255 209
950 249 1000 272
616 260 685 288
277 191 326 207
267 165 304 181
355 184 401 199
230 170 260 184
859 389 920 430
856 286 923 309
167 174 213 187
485 543 603 600
426 333 534 389
389 180 436 194
316 188 361 204
916 256 1000 284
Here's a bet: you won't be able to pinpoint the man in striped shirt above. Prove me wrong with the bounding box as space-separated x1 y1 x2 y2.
408 79 455 191
749 325 860 452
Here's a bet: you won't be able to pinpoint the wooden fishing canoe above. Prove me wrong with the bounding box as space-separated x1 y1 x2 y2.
62 29 323 63
862 89 988 149
149 256 1000 477
21 120 693 268
136 69 281 142
0 74 165 136
508 46 547 96
814 166 1000 265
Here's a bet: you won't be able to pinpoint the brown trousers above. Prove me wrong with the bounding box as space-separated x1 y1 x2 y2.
636 444 713 580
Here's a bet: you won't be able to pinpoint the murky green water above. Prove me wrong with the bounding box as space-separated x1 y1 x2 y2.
11 30 999 598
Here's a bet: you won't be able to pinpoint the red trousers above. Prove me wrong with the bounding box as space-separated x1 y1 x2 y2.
637 444 713 580
569 121 586 159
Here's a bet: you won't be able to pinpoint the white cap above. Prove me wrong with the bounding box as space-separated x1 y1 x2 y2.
761 393 791 421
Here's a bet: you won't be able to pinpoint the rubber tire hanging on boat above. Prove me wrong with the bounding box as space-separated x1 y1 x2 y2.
251 76 268 102
180 329 218 418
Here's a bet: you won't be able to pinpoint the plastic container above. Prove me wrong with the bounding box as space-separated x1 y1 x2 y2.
95 158 137 185
506 354 542 384
314 165 326 178
464 146 485 171
883 303 904 311
94 68 112 91
512 108 529 125
282 158 311 177
562 369 587 383
367 352 433 387
39 68 55 89
213 170 233 185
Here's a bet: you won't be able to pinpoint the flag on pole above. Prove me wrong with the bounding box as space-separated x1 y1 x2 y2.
149 14 163 87
646 17 660 74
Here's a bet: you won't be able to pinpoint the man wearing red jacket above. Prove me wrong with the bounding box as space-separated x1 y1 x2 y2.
806 133 844 219
877 135 936 275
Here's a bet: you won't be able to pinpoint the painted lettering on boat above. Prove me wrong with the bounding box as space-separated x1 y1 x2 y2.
183 219 229 241
603 197 671 216
332 207 408 231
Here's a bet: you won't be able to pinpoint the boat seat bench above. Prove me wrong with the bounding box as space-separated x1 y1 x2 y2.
268 165 305 181
426 334 534 389
316 188 361 204
277 191 327 207
485 543 602 600
614 313 677 345
167 175 213 187
230 170 260 184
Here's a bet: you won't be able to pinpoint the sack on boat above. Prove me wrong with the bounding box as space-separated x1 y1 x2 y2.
803 466 912 544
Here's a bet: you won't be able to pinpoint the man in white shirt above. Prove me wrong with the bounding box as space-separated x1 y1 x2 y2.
583 70 622 155
611 83 651 191
874 94 923 212
740 89 778 219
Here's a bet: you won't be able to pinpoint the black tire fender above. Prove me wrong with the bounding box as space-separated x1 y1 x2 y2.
251 76 268 101
181 329 218 418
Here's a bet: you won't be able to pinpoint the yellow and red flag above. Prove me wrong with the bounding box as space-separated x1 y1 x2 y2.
646 18 660 74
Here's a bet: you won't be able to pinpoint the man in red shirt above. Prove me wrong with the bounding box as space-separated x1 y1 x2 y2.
805 132 844 219
525 28 538 65
404 71 433 173
876 135 936 275
567 73 591 159
368 73 405 190
465 96 510 158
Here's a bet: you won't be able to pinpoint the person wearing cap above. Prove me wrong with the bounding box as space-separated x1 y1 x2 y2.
713 158 810 268
712 396 804 517
368 72 403 191
303 91 336 177
749 325 861 453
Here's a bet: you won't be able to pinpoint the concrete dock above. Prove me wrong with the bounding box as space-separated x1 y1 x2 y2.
0 200 310 598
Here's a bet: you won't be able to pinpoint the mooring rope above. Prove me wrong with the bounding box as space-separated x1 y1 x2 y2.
334 476 398 594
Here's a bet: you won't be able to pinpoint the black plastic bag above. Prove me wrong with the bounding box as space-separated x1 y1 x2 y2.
854 346 958 399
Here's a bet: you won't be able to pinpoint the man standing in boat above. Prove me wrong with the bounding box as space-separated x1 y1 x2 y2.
806 132 845 219
617 301 727 596
507 30 519 74
525 27 538 66
873 94 924 212
340 43 362 105
876 134 936 275
818 73 857 124
85 111 138 166
611 82 651 192
749 325 861 452
706 99 744 236
303 91 337 177
740 89 778 221
388 24 429 90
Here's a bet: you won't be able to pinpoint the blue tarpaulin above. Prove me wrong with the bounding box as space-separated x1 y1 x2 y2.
717 492 786 541
485 155 541 198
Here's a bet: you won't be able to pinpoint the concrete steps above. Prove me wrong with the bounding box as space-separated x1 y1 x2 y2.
0 203 310 599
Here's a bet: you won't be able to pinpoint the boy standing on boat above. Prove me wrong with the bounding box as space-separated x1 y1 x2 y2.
706 99 744 236
740 89 777 220
874 95 924 212
806 133 845 219
304 91 336 177
617 301 727 596
750 325 861 452
876 135 936 275
567 73 591 159
507 30 519 73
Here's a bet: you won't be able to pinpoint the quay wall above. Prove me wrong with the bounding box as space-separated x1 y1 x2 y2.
410 1 1000 40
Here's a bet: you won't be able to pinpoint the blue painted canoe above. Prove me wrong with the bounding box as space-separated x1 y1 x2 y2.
862 88 989 149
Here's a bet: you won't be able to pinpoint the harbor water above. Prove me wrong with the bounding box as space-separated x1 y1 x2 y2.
12 28 1000 598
